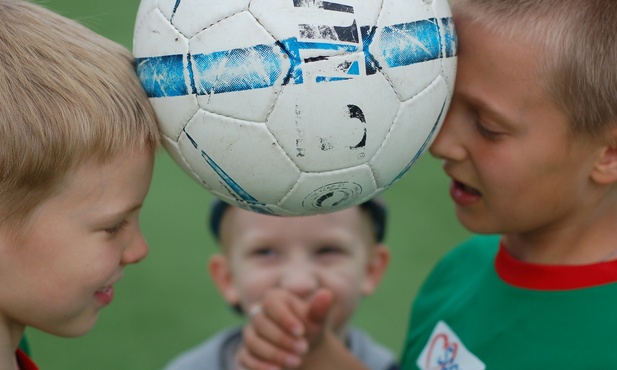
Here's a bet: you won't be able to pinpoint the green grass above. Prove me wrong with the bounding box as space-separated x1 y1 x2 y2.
25 2 470 368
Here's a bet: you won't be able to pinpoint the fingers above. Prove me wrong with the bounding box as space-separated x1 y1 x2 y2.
242 323 303 369
248 304 263 320
259 290 307 337
237 345 282 370
250 305 308 355
241 291 309 370
240 289 336 370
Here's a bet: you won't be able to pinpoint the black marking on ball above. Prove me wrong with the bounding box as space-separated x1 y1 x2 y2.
347 104 367 149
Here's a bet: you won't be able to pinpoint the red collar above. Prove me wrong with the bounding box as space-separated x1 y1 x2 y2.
16 349 39 370
495 243 617 290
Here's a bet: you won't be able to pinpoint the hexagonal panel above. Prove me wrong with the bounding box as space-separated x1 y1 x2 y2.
371 0 443 102
134 5 188 58
161 0 250 38
189 11 290 122
370 75 448 187
179 109 301 205
134 5 199 140
161 135 207 188
251 0 381 59
149 95 200 141
267 55 400 172
279 164 377 215
133 0 157 35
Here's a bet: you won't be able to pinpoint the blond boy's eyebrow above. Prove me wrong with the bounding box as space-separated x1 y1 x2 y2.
102 203 143 219
464 92 517 128
119 203 144 215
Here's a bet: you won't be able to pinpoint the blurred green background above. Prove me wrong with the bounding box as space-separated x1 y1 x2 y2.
25 1 469 369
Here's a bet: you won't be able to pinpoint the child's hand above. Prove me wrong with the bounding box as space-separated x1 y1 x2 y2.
238 288 333 370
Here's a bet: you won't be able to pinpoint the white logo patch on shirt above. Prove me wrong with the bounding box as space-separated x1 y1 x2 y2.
416 321 485 370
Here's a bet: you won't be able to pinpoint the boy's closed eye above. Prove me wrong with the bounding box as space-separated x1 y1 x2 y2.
249 246 280 261
475 121 504 140
104 219 129 237
464 97 514 141
99 204 143 238
314 244 349 263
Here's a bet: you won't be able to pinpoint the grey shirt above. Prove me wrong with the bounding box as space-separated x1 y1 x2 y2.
164 326 398 370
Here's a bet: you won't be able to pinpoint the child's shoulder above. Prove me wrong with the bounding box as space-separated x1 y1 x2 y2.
164 327 242 370
347 327 398 370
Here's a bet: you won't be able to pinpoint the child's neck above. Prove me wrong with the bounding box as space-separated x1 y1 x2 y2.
231 326 352 370
503 206 617 265
0 340 19 370
0 316 24 370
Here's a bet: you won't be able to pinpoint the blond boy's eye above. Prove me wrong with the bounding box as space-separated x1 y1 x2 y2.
316 245 345 256
474 120 504 140
251 247 278 258
105 220 128 236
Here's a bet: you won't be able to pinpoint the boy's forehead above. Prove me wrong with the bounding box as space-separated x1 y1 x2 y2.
218 206 370 245
223 206 365 229
454 15 551 117
211 198 386 245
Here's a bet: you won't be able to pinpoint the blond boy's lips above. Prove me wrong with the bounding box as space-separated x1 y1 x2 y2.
442 167 482 201
95 273 123 306
94 285 114 306
449 179 482 206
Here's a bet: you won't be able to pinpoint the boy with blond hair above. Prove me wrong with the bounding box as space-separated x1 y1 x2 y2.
0 0 160 368
164 199 397 370
233 1 617 369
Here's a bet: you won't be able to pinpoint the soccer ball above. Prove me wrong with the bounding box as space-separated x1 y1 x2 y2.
133 0 456 216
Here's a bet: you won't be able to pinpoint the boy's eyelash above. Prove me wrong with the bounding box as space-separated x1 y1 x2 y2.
317 245 345 254
105 220 128 236
475 122 501 139
250 247 277 256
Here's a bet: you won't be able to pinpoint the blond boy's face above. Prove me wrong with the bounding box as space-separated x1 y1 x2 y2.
0 148 154 338
429 15 606 240
210 207 388 338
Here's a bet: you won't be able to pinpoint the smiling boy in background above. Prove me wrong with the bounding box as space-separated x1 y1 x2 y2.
164 199 397 370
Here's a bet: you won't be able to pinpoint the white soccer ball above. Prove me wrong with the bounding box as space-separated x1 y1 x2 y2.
133 0 456 216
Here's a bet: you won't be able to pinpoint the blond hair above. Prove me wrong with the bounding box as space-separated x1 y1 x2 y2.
0 0 160 232
451 0 617 139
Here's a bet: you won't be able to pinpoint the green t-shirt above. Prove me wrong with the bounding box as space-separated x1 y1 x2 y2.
19 336 30 356
402 235 617 370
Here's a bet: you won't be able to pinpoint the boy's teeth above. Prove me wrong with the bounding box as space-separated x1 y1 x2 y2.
459 182 480 195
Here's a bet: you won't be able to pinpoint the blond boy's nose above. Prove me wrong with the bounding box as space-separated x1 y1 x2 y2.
429 111 467 162
280 265 318 299
122 233 149 265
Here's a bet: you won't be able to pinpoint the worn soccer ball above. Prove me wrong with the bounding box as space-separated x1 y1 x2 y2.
133 0 456 216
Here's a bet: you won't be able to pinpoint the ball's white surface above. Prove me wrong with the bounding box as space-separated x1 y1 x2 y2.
134 0 457 215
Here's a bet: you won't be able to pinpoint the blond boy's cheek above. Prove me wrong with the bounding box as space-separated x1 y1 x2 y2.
316 272 363 311
327 295 363 335
236 274 277 306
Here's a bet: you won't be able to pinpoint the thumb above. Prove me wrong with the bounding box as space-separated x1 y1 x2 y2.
304 289 334 343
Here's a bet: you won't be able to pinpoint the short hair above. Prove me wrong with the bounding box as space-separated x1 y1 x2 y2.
0 0 160 233
450 0 617 139
209 198 388 244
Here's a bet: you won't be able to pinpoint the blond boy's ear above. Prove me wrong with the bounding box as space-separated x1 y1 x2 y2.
592 130 617 185
209 254 240 306
361 244 390 296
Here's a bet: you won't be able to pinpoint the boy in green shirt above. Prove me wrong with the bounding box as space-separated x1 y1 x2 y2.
234 1 617 369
